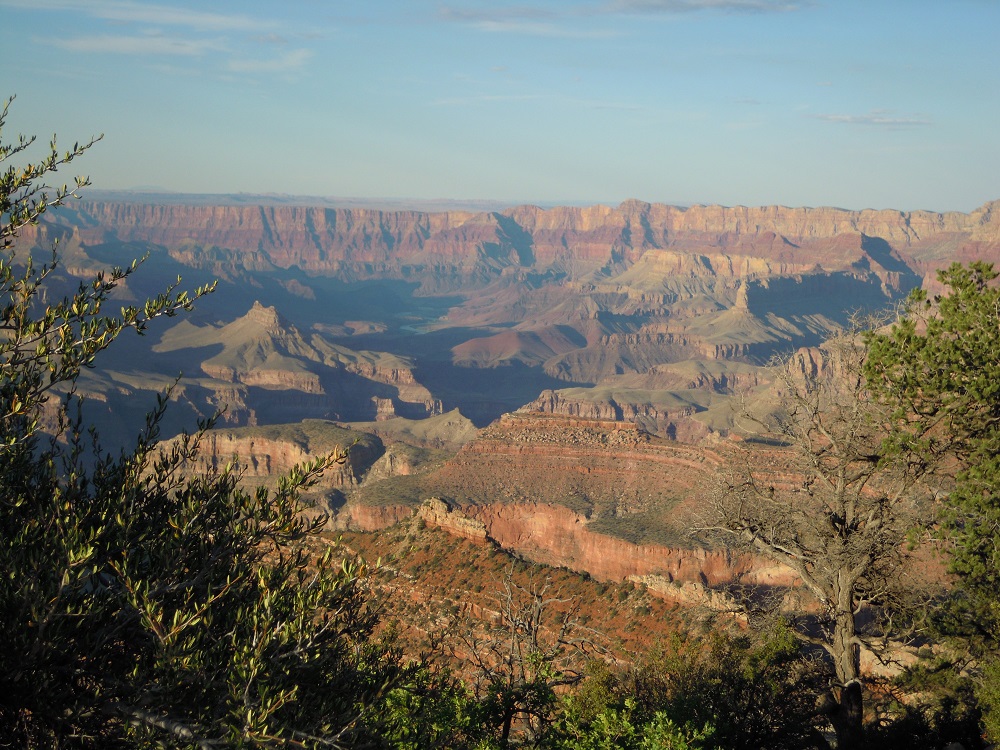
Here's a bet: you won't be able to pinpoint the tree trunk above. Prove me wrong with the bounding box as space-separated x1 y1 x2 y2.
829 608 864 749
831 681 864 749
500 701 514 749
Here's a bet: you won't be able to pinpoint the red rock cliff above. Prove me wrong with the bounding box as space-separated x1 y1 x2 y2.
52 199 1000 282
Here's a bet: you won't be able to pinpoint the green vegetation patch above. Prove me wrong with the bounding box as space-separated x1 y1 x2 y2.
351 473 431 508
346 408 479 451
587 508 691 549
550 385 714 412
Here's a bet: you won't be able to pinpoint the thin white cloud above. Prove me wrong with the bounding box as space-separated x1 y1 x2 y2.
471 19 617 37
438 0 803 35
227 49 313 73
577 99 642 111
438 6 557 23
606 0 805 12
12 0 316 76
439 0 804 28
438 6 615 37
432 93 639 110
0 0 269 31
815 110 931 128
47 33 226 56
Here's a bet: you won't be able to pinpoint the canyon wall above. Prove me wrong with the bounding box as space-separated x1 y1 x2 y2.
463 501 770 585
525 391 713 442
342 496 791 591
51 198 1000 282
174 422 385 489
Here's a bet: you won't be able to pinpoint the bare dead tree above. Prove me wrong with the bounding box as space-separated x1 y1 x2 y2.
449 564 597 748
702 325 930 749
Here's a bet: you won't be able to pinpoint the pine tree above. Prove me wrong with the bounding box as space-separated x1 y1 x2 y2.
866 261 1000 738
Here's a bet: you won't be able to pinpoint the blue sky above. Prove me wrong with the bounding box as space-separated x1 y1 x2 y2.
3 0 998 211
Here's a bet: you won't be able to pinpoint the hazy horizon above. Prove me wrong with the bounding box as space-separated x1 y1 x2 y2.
80 188 1000 216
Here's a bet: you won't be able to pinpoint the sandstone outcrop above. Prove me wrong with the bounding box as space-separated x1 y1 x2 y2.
170 420 384 489
630 574 744 610
345 503 415 531
361 445 423 481
151 301 439 425
464 501 765 584
417 497 489 542
338 495 791 594
525 390 713 442
328 413 780 589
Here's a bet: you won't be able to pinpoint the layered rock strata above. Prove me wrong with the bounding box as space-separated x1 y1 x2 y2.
424 413 720 519
54 199 1000 280
343 496 792 593
172 421 384 490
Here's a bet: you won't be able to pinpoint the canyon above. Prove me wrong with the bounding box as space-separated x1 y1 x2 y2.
28 195 1000 601
38 196 1000 434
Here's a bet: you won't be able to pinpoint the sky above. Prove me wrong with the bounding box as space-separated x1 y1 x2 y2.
2 0 998 212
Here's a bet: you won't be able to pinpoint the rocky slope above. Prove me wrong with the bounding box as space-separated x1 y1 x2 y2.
343 492 791 595
430 414 707 514
151 301 439 425
348 413 725 543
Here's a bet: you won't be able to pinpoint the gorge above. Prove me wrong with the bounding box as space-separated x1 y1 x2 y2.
29 195 1000 596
